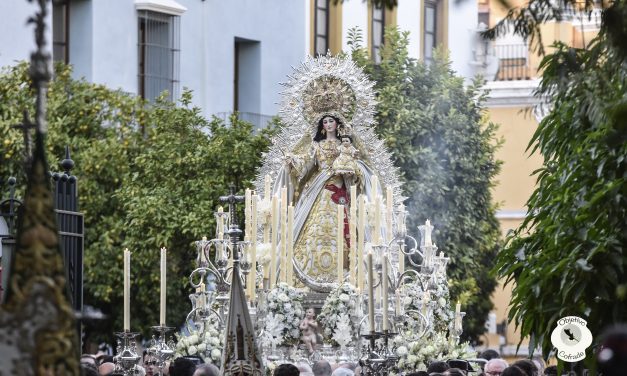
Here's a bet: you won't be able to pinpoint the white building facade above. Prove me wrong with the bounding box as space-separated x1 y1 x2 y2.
1 0 486 123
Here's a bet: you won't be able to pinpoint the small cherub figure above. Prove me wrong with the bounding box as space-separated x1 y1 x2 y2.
333 135 358 176
299 307 319 354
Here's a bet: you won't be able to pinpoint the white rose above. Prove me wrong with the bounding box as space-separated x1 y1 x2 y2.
403 297 413 306
339 294 350 302
424 345 434 354
189 334 199 344
397 346 408 356
438 297 446 307
284 303 292 310
294 309 302 317
407 354 417 364
211 349 221 360
269 302 276 309
210 337 219 346
188 345 198 355
276 314 284 321
197 343 207 352
279 293 289 302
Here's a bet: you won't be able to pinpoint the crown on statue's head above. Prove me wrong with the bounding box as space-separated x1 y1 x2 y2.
303 75 357 129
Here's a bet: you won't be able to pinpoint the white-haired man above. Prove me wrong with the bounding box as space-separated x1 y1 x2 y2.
485 358 508 376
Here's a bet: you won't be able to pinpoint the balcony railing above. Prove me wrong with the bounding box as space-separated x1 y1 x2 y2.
213 111 275 130
494 44 532 81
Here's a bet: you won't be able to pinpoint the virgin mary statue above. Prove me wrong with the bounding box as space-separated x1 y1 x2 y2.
255 55 403 288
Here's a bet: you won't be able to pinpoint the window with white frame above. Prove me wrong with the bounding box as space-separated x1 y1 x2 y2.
52 0 69 63
372 4 385 64
423 0 438 63
137 10 180 102
314 0 329 56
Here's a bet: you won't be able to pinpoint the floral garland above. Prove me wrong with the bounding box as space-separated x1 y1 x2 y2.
174 323 223 365
318 283 359 346
263 282 305 346
395 332 473 372
403 273 453 333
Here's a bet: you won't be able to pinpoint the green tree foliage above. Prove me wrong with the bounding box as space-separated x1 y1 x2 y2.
347 28 503 343
0 62 276 339
489 1 627 362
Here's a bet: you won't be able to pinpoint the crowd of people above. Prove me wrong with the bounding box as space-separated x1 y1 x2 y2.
78 325 627 376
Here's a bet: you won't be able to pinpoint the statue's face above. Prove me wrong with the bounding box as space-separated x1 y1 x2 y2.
341 138 351 147
306 308 315 318
322 116 337 134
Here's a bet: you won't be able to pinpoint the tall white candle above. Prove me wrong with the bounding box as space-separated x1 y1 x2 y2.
424 219 432 246
367 251 375 332
455 301 461 330
386 187 393 243
270 195 278 288
350 186 357 285
160 247 167 326
371 175 379 197
357 195 366 291
245 188 251 240
250 194 258 297
337 204 344 283
280 187 288 283
197 282 206 309
373 196 381 246
287 205 294 284
124 248 131 331
382 253 389 331
217 206 224 237
264 174 272 200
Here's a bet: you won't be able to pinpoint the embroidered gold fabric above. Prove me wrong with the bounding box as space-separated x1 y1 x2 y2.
292 139 353 283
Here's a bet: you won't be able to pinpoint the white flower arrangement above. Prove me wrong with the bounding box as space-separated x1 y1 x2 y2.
256 242 272 266
318 283 359 346
174 322 223 365
395 331 473 372
332 313 353 348
403 274 454 333
263 282 305 346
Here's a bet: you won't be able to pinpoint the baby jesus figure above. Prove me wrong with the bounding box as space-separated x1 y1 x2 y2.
333 135 359 176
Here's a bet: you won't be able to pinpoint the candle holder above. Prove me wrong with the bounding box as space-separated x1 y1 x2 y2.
146 326 175 375
359 331 397 376
452 311 466 344
113 331 142 375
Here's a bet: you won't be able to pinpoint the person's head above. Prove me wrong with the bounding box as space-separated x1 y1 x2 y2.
332 368 354 376
98 362 116 376
339 362 357 371
306 307 315 319
274 363 300 376
511 359 538 376
79 362 99 376
312 359 333 376
80 354 98 366
169 357 197 376
530 355 545 375
314 115 342 141
479 349 501 362
406 372 428 376
98 355 114 365
501 366 527 376
297 361 314 375
543 365 557 376
485 358 509 376
193 363 220 376
340 135 352 147
444 368 466 376
427 360 450 374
